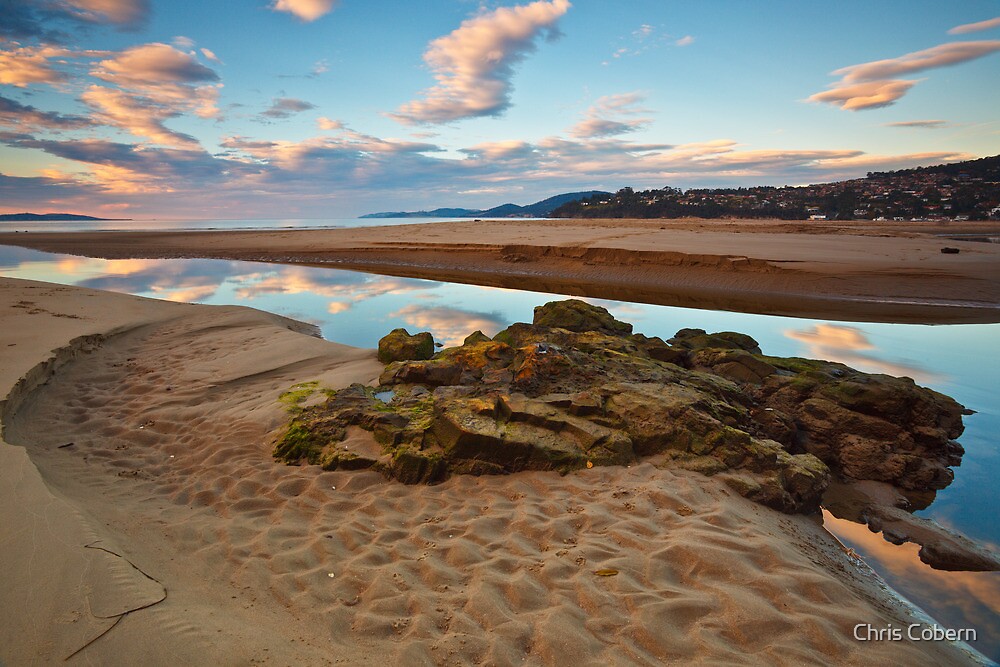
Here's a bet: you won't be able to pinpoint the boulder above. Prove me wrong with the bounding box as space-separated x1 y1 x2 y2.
532 299 632 335
377 328 434 363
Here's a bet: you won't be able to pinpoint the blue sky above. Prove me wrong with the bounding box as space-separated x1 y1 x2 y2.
1 0 999 218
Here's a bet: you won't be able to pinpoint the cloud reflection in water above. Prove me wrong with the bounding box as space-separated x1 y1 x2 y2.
786 323 939 383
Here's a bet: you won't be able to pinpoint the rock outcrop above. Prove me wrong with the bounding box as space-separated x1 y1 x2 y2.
377 328 434 363
275 299 968 519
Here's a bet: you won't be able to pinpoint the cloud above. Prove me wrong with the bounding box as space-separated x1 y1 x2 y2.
807 79 917 111
62 0 150 26
0 44 72 87
327 301 352 314
0 133 256 195
785 324 938 383
82 43 222 146
0 94 92 131
569 91 651 139
884 119 949 129
317 117 344 130
808 40 1000 111
390 0 571 124
948 16 1000 35
833 40 1000 82
0 0 149 41
200 48 222 64
675 35 695 47
91 42 219 91
271 0 337 22
260 97 317 120
390 304 507 346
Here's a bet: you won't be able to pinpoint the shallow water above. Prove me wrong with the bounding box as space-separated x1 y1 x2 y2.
0 216 505 233
1 243 997 659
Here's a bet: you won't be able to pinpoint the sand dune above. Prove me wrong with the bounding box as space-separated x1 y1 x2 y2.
0 277 985 665
2 217 998 323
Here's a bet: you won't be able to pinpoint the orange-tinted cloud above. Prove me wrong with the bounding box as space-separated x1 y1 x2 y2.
391 0 571 124
316 117 344 131
271 0 338 22
807 79 917 111
834 41 1000 83
0 44 71 87
81 85 201 149
808 41 1000 111
948 16 1000 35
80 43 221 147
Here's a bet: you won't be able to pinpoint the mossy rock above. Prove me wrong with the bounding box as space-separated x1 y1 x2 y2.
532 299 632 336
378 328 434 363
273 299 967 517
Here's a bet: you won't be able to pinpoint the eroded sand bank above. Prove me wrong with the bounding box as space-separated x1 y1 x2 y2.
0 277 985 665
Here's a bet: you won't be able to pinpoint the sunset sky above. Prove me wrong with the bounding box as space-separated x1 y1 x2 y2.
2 0 999 219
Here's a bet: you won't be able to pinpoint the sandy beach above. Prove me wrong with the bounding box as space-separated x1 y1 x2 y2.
2 218 999 324
0 276 986 665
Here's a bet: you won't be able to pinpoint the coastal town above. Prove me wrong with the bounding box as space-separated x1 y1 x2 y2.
552 155 1000 221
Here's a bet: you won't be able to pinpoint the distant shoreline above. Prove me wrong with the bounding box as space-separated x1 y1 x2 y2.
0 213 132 222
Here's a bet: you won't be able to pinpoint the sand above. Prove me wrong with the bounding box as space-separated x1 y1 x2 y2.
2 218 998 324
0 277 987 665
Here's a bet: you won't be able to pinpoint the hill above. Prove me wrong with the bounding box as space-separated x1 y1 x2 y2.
360 191 610 219
550 156 1000 221
0 212 129 222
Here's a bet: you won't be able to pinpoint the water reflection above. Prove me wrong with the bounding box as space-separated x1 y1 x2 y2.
390 304 507 346
825 511 1000 660
785 323 939 383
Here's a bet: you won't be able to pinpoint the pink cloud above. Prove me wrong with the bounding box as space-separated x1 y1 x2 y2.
63 0 150 26
833 40 1000 82
81 85 201 149
948 16 1000 35
80 43 222 146
271 0 338 22
0 44 71 87
809 40 1000 111
316 117 344 131
806 79 917 111
390 0 571 125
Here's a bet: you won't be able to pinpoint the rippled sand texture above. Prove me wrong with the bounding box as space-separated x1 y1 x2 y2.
0 277 981 665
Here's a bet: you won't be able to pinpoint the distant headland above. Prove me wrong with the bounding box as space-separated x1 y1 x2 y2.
360 191 610 219
0 213 131 222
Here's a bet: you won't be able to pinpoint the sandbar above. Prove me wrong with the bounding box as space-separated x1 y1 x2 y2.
2 218 998 323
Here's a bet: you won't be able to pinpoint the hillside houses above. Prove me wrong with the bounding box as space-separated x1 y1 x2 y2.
552 155 1000 221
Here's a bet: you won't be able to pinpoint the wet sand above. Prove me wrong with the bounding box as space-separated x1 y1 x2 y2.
1 218 998 323
0 277 986 665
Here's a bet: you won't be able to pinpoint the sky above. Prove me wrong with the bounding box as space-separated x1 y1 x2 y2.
1 0 999 219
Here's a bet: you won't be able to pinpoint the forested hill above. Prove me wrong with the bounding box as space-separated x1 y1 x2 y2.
550 156 1000 221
